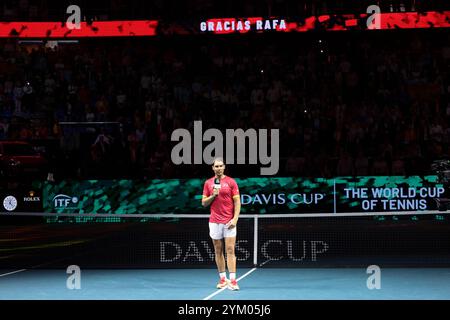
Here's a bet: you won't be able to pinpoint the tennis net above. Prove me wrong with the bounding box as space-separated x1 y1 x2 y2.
0 211 449 269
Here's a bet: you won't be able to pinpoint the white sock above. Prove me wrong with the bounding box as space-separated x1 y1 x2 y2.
219 272 226 279
229 273 236 280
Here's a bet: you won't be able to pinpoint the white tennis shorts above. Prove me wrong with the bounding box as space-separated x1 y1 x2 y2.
209 222 237 239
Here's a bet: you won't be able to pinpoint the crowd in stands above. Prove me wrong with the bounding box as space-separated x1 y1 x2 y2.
0 29 449 179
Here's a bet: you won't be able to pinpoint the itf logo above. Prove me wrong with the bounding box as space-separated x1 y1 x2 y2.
53 194 79 209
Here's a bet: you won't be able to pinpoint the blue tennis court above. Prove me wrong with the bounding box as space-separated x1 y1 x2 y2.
1 267 449 300
1 211 450 301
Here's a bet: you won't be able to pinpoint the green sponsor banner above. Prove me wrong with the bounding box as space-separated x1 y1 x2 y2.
40 176 444 215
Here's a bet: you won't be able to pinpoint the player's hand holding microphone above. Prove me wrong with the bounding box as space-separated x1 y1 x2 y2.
212 178 221 198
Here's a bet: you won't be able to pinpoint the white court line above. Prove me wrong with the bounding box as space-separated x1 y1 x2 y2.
203 267 257 300
0 269 27 277
0 254 83 279
259 258 279 267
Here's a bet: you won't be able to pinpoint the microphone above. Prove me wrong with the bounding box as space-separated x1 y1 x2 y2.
214 178 221 190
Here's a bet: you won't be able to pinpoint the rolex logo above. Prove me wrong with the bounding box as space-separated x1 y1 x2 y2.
24 190 40 202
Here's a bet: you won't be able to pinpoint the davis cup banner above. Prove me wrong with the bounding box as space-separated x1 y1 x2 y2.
40 176 445 215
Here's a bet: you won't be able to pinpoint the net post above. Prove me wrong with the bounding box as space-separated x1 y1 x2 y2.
253 215 258 266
